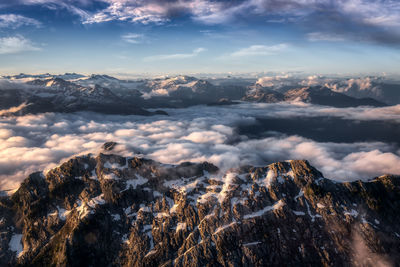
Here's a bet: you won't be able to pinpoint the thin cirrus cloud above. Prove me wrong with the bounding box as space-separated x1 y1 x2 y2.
230 44 288 57
121 33 144 44
0 14 41 28
0 35 41 54
143 48 206 62
307 32 346 42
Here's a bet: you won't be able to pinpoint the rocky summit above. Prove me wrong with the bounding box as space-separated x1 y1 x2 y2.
0 150 399 266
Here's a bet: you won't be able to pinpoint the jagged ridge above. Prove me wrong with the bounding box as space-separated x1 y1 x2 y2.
0 150 399 266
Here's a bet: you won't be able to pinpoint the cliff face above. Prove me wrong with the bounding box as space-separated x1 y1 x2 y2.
1 150 399 266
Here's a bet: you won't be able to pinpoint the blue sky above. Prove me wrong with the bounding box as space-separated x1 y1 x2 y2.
1 0 400 75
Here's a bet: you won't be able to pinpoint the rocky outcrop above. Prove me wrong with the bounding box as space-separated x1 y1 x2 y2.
242 88 284 103
0 152 399 266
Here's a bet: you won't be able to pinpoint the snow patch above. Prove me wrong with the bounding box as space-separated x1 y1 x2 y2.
9 234 23 257
344 209 359 217
87 194 105 208
292 210 306 216
244 200 285 219
214 222 238 235
57 206 71 220
111 214 121 221
104 160 127 170
243 241 261 246
124 174 148 190
176 222 187 232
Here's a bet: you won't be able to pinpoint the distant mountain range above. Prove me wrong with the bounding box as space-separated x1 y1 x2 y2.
0 74 396 116
1 146 399 266
244 85 386 107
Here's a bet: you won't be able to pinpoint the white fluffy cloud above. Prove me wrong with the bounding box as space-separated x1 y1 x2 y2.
0 35 41 54
1 102 400 191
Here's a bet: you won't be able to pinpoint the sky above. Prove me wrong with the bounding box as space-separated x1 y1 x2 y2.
1 0 400 75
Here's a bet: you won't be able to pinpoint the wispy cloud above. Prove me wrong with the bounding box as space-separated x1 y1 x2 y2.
144 47 206 62
83 0 172 24
230 44 288 57
17 0 90 21
0 35 41 54
10 0 400 46
0 14 41 28
121 33 144 44
307 32 346 42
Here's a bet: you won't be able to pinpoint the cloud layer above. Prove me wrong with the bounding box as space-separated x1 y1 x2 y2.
1 102 400 190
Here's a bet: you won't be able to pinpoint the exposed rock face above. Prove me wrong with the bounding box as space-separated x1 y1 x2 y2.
242 87 284 103
0 153 399 266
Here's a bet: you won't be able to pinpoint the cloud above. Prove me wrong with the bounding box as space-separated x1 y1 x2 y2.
307 32 346 42
83 0 175 24
144 47 206 61
15 0 91 20
230 44 288 57
9 0 400 45
121 33 144 44
1 102 400 191
0 14 41 28
256 74 291 87
0 35 41 54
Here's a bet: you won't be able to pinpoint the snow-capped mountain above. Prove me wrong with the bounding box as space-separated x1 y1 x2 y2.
1 145 399 266
2 73 85 81
75 74 142 92
244 85 387 107
325 77 400 105
0 78 155 116
0 74 397 117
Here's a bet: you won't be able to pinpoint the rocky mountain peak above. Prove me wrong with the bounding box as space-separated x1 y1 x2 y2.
1 148 399 266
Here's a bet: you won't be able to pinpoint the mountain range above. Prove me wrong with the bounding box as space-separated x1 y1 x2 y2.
0 74 394 116
244 85 386 107
0 144 399 266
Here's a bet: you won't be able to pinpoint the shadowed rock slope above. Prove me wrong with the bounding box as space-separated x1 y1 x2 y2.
0 152 399 266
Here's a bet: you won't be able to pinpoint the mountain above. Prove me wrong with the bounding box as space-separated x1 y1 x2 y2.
244 86 387 107
1 146 399 266
242 86 284 103
328 79 400 105
139 76 247 108
0 78 156 116
75 75 143 94
284 86 387 107
0 75 393 117
1 73 53 80
1 73 85 81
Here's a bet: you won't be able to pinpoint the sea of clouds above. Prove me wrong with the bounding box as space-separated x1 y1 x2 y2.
1 102 400 190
